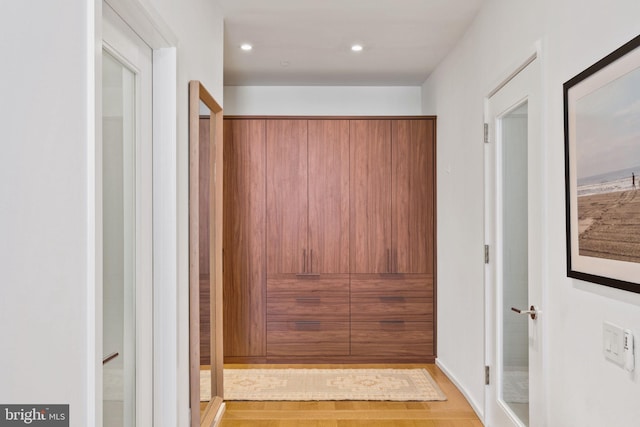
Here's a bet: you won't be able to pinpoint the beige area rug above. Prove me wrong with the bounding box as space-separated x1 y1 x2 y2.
201 368 446 401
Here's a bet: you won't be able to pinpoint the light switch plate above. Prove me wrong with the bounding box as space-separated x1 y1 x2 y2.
603 322 625 366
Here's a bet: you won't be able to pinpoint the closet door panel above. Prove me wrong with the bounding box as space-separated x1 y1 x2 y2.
308 120 350 274
223 119 266 357
349 120 392 273
392 119 435 274
266 120 309 274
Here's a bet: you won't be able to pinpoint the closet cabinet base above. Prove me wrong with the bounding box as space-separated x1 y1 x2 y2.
223 355 436 364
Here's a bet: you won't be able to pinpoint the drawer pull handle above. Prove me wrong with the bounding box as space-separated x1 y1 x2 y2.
296 297 321 302
294 320 321 330
379 296 405 302
295 273 321 278
380 320 405 325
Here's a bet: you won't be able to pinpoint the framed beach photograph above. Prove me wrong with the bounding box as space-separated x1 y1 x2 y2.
564 34 640 294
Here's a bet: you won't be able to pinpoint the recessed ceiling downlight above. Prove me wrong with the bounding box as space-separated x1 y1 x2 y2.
351 44 363 52
240 43 253 51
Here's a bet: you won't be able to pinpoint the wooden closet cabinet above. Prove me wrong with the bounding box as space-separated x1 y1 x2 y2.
223 116 436 363
349 118 436 360
266 119 350 274
265 119 350 357
350 119 434 274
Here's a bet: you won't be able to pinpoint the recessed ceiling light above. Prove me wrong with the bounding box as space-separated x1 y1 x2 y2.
351 44 363 52
240 43 253 51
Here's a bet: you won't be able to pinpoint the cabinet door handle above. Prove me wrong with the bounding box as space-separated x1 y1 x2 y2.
380 320 405 325
387 248 391 273
302 249 307 273
393 248 397 273
310 249 313 273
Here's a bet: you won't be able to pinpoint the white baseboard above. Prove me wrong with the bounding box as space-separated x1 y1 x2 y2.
435 358 485 424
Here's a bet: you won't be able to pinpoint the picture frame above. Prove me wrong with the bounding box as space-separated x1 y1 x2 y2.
564 34 640 294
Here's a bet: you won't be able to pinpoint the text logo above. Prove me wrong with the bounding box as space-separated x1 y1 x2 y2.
0 405 68 426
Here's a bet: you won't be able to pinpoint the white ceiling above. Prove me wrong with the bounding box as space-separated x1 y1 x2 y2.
219 0 485 86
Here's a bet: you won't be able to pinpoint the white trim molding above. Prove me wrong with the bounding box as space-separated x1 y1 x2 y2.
436 358 485 423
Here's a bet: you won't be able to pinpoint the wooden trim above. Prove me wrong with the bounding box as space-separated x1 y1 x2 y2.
432 118 438 359
213 101 225 395
189 81 224 427
200 396 224 427
188 81 201 427
224 115 437 120
199 84 222 114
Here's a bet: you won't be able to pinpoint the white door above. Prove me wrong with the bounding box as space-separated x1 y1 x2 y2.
484 55 544 427
102 3 153 426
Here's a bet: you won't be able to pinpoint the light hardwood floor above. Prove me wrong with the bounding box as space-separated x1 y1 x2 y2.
219 364 482 427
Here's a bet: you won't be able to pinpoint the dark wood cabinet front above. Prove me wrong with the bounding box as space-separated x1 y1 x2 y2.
266 120 309 274
392 119 435 274
349 120 393 274
223 116 436 363
223 119 267 357
308 120 350 274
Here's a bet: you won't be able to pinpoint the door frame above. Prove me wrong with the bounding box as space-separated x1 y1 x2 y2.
483 42 547 427
91 0 179 426
102 5 154 424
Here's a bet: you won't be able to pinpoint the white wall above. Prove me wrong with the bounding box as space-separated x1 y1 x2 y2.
0 1 93 425
146 0 224 425
0 0 223 426
224 86 422 115
423 0 640 425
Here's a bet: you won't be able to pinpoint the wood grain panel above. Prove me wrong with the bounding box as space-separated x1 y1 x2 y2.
266 120 309 274
392 119 435 273
267 275 349 321
198 118 211 365
349 120 392 273
199 278 211 365
267 321 350 356
308 120 350 273
350 274 433 297
199 118 211 277
350 298 433 322
351 321 434 357
223 119 266 357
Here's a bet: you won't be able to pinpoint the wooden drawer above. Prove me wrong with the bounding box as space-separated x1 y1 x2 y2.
351 296 433 321
351 274 433 297
351 274 433 322
267 275 349 321
351 321 434 357
267 321 350 356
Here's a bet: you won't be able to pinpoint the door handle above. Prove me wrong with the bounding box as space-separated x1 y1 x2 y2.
102 352 119 365
511 305 538 320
